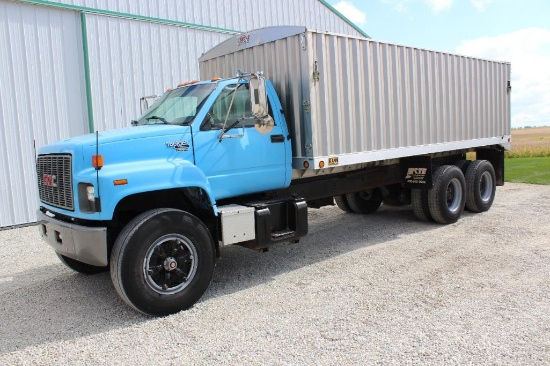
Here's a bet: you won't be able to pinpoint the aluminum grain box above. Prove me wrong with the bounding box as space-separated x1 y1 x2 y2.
199 26 511 172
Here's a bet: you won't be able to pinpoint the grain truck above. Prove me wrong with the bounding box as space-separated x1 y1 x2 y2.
36 26 511 315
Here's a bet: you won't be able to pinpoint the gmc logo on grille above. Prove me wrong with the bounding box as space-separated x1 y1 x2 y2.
43 174 57 187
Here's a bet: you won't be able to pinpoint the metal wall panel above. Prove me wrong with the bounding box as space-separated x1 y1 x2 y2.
84 14 231 131
200 28 511 169
34 0 365 37
0 1 88 227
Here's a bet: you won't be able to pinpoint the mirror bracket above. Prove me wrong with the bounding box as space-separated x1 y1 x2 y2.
249 73 269 119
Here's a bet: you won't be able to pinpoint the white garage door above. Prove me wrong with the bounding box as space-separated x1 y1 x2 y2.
0 1 88 228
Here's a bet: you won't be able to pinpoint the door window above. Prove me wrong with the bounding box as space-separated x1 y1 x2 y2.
201 84 272 131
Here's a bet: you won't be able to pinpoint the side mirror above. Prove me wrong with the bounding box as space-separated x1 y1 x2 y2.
139 95 158 114
249 75 269 118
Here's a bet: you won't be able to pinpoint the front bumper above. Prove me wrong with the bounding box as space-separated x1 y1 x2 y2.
37 210 108 267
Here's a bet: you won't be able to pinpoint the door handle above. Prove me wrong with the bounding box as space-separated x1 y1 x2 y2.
271 134 285 143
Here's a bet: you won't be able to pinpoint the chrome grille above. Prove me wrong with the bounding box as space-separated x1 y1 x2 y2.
37 154 74 211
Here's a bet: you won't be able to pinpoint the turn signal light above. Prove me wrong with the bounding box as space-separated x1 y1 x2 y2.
113 179 128 186
92 154 104 169
211 77 222 81
319 161 325 168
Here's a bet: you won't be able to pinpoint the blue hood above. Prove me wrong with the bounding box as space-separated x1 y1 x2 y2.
38 125 195 167
42 125 189 148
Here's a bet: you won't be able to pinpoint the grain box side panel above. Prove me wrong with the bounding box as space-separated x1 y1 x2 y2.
307 32 510 165
200 28 510 170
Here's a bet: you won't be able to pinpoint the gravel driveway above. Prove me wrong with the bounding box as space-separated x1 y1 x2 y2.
0 183 548 365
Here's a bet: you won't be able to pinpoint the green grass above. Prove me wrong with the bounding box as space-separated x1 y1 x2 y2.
505 157 550 185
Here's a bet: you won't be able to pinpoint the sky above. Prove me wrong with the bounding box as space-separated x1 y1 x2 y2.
329 0 550 128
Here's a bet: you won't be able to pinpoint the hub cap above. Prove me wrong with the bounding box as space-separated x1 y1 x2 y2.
480 171 494 203
143 234 198 295
446 178 463 213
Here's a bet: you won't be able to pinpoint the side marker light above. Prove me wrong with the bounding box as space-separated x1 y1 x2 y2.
114 179 128 186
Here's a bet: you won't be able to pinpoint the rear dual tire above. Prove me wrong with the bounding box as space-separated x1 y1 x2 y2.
334 195 354 213
334 189 383 214
411 188 431 221
465 160 496 213
411 160 496 223
428 165 466 224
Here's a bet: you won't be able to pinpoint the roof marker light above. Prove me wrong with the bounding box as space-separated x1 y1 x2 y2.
178 80 200 87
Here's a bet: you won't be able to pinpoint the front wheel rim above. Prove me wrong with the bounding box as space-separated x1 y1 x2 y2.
143 234 198 295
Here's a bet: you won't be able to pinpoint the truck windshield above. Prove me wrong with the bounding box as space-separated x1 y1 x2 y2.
136 84 216 126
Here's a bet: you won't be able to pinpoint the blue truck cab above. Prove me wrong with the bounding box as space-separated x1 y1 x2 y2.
38 76 291 223
37 74 309 315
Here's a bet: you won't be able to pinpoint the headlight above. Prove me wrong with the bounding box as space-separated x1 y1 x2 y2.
86 185 95 201
78 183 98 213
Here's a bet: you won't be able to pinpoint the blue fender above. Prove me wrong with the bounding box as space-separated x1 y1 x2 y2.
94 159 217 220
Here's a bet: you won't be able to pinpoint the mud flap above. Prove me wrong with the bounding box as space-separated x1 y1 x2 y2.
401 156 433 189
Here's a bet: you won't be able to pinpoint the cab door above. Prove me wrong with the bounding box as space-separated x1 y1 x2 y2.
193 83 287 200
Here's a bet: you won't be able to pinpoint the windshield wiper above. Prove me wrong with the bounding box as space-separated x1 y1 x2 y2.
146 116 170 124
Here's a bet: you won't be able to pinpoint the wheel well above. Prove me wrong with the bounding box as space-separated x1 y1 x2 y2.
109 188 220 256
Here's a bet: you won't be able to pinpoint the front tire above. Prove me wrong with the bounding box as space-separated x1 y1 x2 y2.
110 209 215 316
